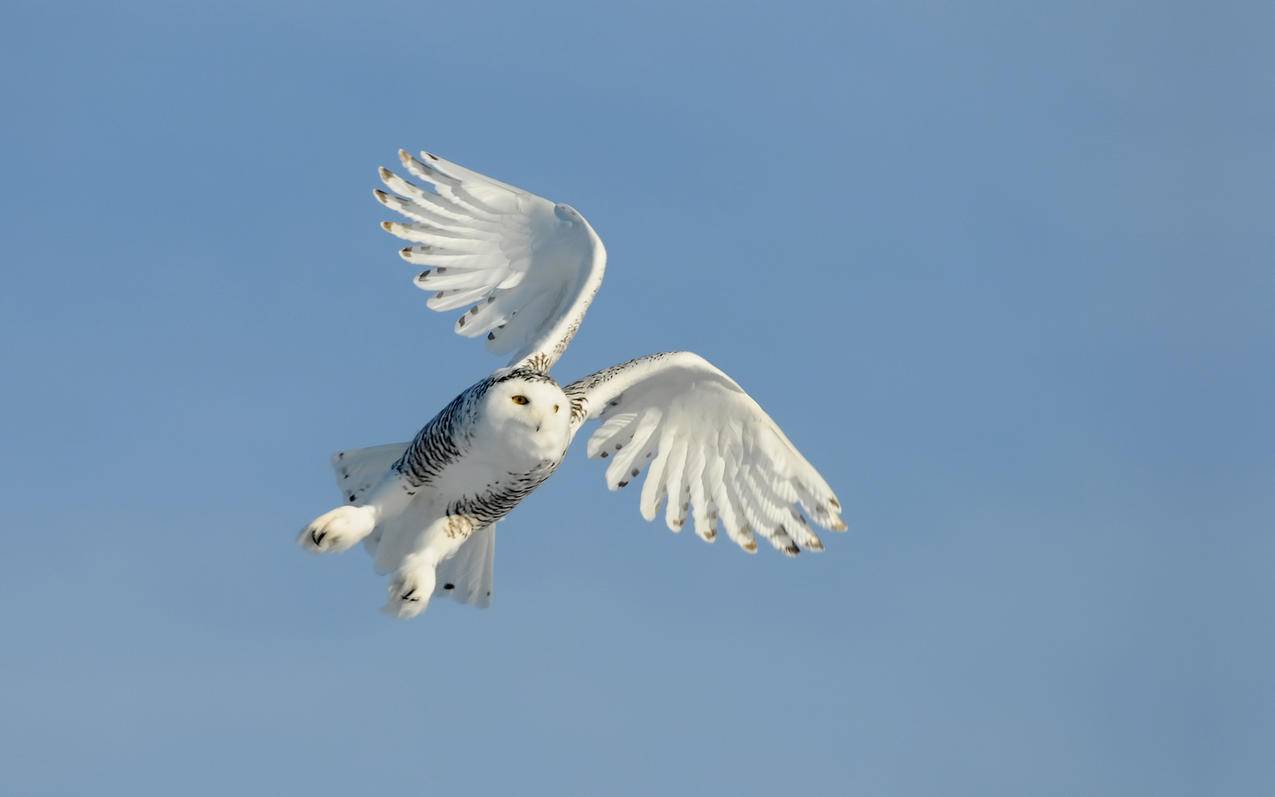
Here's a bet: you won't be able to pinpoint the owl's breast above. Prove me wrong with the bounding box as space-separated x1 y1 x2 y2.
431 421 566 526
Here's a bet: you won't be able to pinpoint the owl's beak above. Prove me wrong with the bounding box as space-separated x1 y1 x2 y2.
526 407 552 433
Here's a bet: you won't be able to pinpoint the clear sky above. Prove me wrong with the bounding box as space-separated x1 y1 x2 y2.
1 1 1271 795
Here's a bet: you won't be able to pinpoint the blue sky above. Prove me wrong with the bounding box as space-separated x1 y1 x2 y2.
1 1 1271 794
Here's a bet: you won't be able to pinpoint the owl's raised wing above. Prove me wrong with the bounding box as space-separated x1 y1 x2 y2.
564 352 845 556
375 150 606 371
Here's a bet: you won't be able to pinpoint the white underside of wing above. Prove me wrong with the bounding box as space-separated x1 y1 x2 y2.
330 442 409 507
573 352 845 556
375 150 605 369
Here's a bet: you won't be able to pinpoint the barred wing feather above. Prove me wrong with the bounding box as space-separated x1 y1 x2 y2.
565 352 846 556
375 149 606 371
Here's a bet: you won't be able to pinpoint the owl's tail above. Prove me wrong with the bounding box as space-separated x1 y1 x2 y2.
434 523 496 609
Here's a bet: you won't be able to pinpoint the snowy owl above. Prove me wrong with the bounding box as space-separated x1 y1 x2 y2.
298 149 846 618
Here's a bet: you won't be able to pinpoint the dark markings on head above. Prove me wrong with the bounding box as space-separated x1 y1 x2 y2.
443 583 455 590
494 367 559 388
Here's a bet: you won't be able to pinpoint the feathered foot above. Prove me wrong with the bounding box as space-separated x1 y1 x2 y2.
297 505 377 553
384 555 437 620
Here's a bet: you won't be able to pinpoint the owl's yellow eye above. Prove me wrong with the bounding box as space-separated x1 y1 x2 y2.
511 395 530 405
553 404 560 414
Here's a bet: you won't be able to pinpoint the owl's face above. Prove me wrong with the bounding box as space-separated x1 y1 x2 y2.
483 375 571 448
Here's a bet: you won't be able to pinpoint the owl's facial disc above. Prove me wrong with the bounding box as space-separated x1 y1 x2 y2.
488 378 568 437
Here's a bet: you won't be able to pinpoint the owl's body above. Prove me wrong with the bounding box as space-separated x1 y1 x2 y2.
394 367 569 512
303 368 571 616
299 148 847 618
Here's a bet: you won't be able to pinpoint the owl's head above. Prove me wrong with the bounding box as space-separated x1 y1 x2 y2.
483 371 570 440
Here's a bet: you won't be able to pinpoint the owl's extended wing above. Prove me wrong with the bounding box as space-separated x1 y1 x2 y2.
564 352 845 555
375 150 606 371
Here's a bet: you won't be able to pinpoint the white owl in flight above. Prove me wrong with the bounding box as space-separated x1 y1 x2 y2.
298 149 846 618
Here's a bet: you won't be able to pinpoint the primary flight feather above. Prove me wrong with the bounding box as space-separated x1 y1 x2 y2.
299 149 845 618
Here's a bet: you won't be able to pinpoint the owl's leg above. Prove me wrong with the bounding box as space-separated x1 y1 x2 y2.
384 514 477 619
298 469 418 553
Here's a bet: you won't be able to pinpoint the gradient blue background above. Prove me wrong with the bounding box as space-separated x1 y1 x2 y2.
2 1 1270 794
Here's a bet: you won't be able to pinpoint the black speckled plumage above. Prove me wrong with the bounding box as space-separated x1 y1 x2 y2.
392 365 565 530
563 351 677 423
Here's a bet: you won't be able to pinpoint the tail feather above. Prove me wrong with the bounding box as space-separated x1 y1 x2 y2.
434 524 496 609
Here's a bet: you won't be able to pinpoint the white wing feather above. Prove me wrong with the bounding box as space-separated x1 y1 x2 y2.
375 149 606 370
329 442 410 507
565 352 845 556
